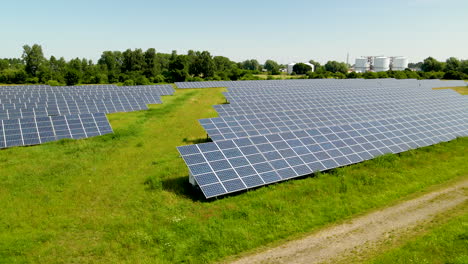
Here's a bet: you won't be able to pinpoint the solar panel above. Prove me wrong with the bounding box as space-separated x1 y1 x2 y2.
0 112 113 149
179 109 467 198
177 79 468 199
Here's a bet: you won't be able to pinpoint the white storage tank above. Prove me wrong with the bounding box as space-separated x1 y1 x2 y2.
355 58 369 73
304 62 315 72
374 57 390 72
392 57 409 71
287 63 296 74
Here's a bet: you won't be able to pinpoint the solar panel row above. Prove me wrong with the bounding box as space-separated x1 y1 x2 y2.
0 113 112 149
177 79 468 199
175 79 467 89
0 84 174 149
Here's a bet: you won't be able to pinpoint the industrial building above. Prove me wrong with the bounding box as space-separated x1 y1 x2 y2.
354 56 409 72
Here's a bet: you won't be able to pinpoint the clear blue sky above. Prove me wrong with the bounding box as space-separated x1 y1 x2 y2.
1 0 467 64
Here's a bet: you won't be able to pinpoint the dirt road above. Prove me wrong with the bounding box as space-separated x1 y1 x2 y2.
230 178 468 264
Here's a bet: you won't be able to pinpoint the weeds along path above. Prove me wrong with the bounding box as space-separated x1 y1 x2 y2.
230 177 468 264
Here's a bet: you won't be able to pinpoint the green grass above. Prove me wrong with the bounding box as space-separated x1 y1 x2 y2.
0 88 467 263
367 209 468 264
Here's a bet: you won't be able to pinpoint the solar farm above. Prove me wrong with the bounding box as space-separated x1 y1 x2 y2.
175 79 468 198
1 79 467 263
0 84 174 148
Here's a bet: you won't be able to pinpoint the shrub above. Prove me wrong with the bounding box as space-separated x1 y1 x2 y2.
47 80 61 86
123 79 135 86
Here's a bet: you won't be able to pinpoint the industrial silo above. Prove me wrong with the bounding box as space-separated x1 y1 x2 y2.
392 57 409 71
355 58 369 72
374 57 390 72
287 63 296 74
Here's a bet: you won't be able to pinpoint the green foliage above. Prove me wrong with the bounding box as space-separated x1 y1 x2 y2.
22 44 45 77
264 60 280 75
64 69 80 85
240 59 260 71
443 70 465 80
377 71 389 78
135 75 150 85
324 60 348 74
293 63 312 74
123 79 135 86
421 56 444 72
3 44 468 84
46 79 61 86
308 59 321 71
0 88 466 263
393 71 407 79
363 72 378 79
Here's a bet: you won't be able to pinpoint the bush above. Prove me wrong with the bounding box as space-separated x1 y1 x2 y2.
25 77 39 84
123 79 135 86
443 70 463 80
187 76 204 82
394 71 407 79
135 76 150 85
363 72 378 79
64 69 80 85
347 72 360 79
47 80 61 86
266 75 274 80
152 74 166 83
377 71 389 78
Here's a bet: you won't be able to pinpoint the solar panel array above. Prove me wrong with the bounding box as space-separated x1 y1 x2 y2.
177 79 468 198
175 79 467 89
0 84 174 149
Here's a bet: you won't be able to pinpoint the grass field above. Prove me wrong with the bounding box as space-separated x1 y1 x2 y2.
0 88 467 263
367 209 468 264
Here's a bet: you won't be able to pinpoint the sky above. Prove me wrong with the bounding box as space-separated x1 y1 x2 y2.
1 0 467 64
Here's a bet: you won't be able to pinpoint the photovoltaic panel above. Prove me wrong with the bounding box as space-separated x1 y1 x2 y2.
0 112 113 149
179 109 467 198
177 79 468 199
0 84 174 149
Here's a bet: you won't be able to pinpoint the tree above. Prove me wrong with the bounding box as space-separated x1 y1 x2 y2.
188 51 215 78
143 48 160 78
324 61 348 74
459 60 468 74
421 57 443 72
376 71 389 78
408 62 423 70
198 51 215 78
98 51 123 83
264 60 280 75
22 44 45 77
241 59 260 71
292 63 312 74
168 51 188 82
393 71 407 79
445 57 460 72
213 56 235 73
308 60 322 71
122 48 145 73
64 69 80 85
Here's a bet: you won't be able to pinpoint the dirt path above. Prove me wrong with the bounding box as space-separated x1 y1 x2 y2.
230 178 468 264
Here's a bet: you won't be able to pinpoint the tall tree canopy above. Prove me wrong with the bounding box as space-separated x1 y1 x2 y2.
22 44 45 77
264 60 280 75
421 57 443 72
324 61 348 74
293 63 312 74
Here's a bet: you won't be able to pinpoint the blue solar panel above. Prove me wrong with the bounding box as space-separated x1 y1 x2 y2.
178 79 468 198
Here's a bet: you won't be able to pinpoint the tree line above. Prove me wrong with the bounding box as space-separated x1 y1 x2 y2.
1 44 467 85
